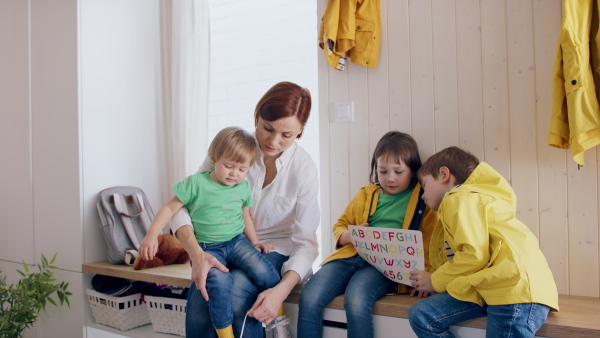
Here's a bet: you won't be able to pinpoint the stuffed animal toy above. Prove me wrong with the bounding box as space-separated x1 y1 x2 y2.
133 234 190 270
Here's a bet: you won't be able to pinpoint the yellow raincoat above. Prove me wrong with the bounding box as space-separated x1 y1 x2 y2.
318 0 381 69
549 0 600 165
430 162 559 311
322 183 438 293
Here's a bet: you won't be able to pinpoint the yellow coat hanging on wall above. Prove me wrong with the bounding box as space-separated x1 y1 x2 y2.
318 0 382 70
549 0 600 165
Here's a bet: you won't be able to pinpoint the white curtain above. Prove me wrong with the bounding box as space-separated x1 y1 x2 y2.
159 0 210 203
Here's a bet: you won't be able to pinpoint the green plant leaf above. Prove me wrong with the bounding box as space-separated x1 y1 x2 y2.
50 253 57 264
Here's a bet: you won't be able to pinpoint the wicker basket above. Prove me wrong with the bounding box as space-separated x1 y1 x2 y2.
86 289 151 331
145 295 187 336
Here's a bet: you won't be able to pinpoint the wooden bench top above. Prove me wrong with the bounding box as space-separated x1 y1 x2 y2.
82 261 600 337
82 260 193 288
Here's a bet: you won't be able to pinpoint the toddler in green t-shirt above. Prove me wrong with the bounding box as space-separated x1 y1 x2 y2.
138 126 280 338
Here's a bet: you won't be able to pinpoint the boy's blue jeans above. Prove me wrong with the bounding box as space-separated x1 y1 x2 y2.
186 251 289 337
200 234 281 330
297 255 396 338
408 292 550 338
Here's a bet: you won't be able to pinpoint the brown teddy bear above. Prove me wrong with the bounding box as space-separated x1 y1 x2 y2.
133 234 190 270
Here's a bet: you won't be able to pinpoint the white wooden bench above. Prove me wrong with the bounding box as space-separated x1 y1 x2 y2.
82 261 600 337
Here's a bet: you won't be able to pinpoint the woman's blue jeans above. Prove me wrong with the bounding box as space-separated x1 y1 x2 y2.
297 255 396 338
408 292 550 338
186 250 289 337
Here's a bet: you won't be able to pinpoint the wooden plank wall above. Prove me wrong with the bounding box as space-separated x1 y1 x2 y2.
317 0 600 297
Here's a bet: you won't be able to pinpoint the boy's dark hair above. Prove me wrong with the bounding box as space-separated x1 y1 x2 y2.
418 146 479 184
369 131 422 184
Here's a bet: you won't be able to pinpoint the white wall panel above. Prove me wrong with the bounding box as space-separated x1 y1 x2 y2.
507 0 540 234
80 0 162 264
388 1 412 136
367 0 390 157
348 67 371 193
317 0 333 257
432 0 459 152
533 0 569 294
328 68 350 242
455 0 484 159
31 0 81 272
481 0 510 179
408 0 434 157
567 161 599 297
0 0 35 264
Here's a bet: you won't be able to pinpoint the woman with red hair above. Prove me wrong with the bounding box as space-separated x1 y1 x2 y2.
171 82 320 338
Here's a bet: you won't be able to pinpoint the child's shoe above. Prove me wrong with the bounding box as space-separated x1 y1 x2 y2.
265 315 291 338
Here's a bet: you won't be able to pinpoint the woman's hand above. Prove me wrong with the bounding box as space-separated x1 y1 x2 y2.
247 285 288 325
190 251 229 302
254 243 275 253
248 271 300 325
408 270 435 294
138 235 159 261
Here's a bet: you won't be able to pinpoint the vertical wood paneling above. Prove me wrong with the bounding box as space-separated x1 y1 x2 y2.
328 68 350 243
506 0 539 234
388 1 412 136
321 0 600 297
533 0 568 294
348 67 371 192
368 0 390 157
431 0 459 153
455 0 484 158
317 0 333 257
568 162 599 297
480 0 510 180
408 0 435 157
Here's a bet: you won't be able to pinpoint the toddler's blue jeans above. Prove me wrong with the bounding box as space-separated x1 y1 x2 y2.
200 234 280 330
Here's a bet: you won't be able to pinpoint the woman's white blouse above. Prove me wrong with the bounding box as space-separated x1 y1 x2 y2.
171 141 320 283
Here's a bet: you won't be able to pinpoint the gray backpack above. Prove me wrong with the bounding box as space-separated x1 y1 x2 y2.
96 186 155 264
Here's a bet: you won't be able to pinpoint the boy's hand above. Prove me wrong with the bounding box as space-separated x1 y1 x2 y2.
409 270 435 294
254 243 275 253
138 234 159 261
408 286 433 298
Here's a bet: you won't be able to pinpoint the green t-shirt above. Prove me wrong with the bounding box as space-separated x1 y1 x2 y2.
367 188 412 229
172 171 252 243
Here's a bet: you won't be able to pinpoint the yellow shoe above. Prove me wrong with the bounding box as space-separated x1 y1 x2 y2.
216 325 234 338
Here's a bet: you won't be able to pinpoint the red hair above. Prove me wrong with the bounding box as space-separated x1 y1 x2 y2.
254 82 312 138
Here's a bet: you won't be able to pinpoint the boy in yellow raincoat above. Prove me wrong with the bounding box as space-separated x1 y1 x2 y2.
408 146 558 337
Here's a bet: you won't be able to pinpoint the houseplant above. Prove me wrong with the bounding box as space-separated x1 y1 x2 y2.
0 253 71 337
